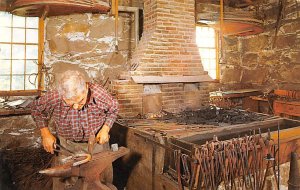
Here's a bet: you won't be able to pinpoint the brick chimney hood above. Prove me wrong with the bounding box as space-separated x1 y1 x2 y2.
130 0 212 83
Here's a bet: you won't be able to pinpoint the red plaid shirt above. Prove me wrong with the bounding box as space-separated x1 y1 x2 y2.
31 83 119 142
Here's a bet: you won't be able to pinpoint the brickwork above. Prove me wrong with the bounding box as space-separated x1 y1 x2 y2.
161 83 185 113
112 0 212 117
130 0 206 76
111 80 211 116
160 82 210 113
111 80 143 118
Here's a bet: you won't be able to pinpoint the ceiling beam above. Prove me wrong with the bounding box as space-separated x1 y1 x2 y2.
0 0 8 11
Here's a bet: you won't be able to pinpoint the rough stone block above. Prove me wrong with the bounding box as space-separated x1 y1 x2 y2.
240 67 268 84
259 50 279 65
223 36 238 51
220 66 242 84
291 51 300 63
242 53 258 66
240 35 269 52
62 23 89 35
275 34 297 49
224 51 241 65
279 65 300 83
280 22 300 34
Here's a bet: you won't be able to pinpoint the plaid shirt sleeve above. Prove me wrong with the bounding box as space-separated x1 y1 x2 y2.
92 84 119 128
31 91 60 129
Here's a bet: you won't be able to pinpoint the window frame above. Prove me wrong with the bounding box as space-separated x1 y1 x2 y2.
0 12 44 96
196 24 220 81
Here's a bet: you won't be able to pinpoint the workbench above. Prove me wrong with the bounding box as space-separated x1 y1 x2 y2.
110 114 300 190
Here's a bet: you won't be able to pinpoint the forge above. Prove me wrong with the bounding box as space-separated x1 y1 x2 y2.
109 107 300 190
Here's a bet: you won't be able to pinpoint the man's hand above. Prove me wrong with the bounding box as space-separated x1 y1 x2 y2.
40 128 56 154
96 125 110 144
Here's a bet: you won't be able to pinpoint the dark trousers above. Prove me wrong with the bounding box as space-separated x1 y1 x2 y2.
52 137 113 190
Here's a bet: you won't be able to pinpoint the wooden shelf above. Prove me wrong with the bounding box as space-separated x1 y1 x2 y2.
0 108 31 116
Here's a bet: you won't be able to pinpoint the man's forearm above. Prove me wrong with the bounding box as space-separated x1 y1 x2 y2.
40 127 51 137
40 127 56 154
101 124 110 133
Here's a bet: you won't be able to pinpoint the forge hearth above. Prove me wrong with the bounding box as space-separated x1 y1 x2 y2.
159 106 269 125
112 0 212 117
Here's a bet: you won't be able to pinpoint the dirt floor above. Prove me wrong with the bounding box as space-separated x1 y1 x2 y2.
0 115 53 190
0 146 53 190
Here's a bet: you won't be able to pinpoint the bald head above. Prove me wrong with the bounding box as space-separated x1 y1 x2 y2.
57 70 89 110
57 70 87 98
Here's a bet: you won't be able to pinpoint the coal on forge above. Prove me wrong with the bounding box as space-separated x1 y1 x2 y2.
0 142 53 190
159 106 270 126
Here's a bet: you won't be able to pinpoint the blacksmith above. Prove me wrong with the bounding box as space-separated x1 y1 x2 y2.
31 70 119 189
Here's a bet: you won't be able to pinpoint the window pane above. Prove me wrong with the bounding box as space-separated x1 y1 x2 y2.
26 60 38 74
0 44 11 59
26 29 38 43
208 37 215 48
13 28 26 43
196 26 217 79
25 74 37 90
210 60 216 67
199 49 210 59
198 38 207 48
210 49 216 58
12 44 25 59
0 27 12 42
0 76 10 90
26 17 39 28
207 28 215 37
0 60 11 75
208 70 216 79
13 15 25 28
26 45 38 59
0 12 12 27
12 75 24 90
0 12 41 91
12 60 25 74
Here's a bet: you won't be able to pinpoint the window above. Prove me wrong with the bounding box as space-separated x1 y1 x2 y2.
196 26 219 80
0 11 42 94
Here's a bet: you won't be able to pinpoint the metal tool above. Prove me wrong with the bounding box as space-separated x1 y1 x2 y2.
54 143 75 156
173 133 279 190
39 147 130 190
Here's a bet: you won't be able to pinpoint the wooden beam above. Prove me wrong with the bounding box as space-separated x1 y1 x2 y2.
0 90 40 96
38 18 45 92
0 109 31 116
0 1 8 11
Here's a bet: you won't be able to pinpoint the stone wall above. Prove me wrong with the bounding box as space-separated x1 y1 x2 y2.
44 11 136 85
220 0 300 90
